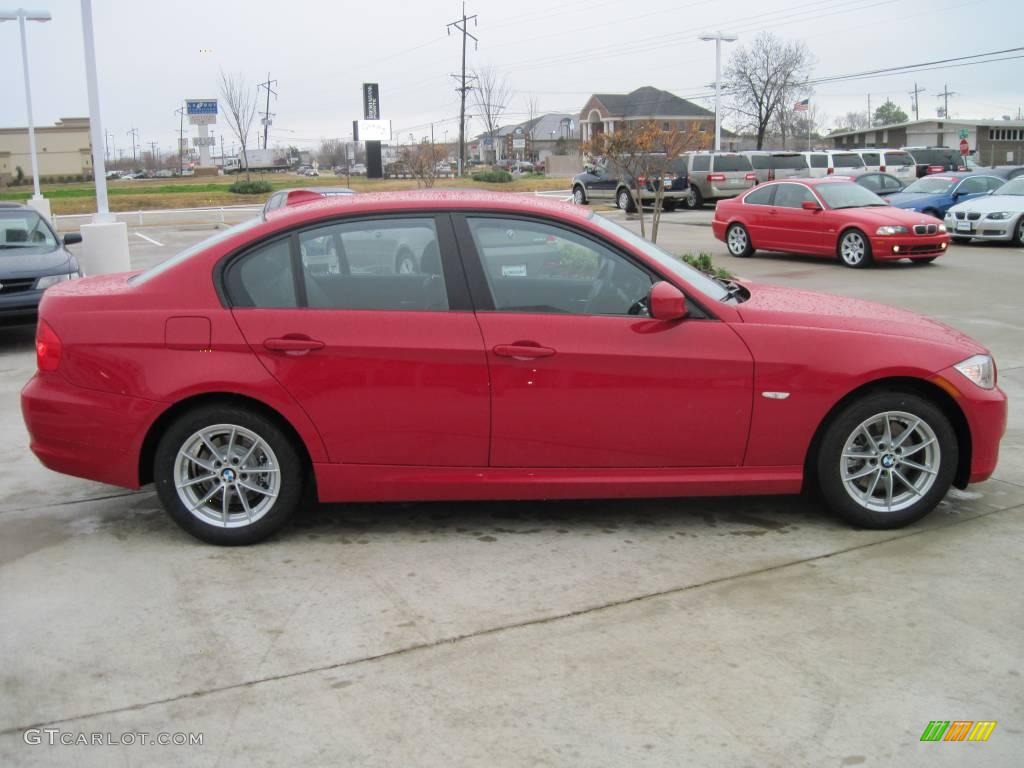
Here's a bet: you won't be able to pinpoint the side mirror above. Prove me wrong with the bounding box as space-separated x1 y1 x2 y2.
801 200 822 211
63 233 83 245
648 281 687 321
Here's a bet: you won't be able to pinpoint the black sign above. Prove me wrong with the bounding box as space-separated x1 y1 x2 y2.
363 83 380 120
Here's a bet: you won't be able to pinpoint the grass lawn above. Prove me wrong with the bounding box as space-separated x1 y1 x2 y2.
0 173 571 215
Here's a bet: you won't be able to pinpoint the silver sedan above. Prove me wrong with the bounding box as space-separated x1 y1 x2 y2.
944 176 1024 244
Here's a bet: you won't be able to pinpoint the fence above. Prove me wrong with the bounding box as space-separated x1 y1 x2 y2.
51 204 262 232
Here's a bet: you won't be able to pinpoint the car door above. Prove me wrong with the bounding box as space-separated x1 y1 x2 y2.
585 163 619 201
226 214 490 467
738 184 777 247
769 183 826 254
453 214 754 468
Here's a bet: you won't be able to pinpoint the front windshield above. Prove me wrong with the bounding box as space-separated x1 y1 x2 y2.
590 214 729 301
0 210 59 250
816 182 886 209
904 177 956 194
994 177 1024 196
129 217 263 284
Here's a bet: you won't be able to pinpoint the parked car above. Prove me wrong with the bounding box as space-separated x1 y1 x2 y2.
0 204 81 322
262 187 355 218
943 175 1024 245
986 165 1024 180
903 146 966 177
742 151 809 184
303 168 320 177
678 152 756 208
853 149 918 184
21 190 1005 544
887 172 1006 218
572 155 691 212
853 172 906 197
350 163 367 176
154 169 174 178
713 178 949 268
798 150 867 178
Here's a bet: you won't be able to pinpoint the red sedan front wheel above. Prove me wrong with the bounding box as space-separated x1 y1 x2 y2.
838 230 873 268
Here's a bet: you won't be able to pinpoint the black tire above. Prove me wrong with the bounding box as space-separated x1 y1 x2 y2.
951 236 971 245
725 223 754 258
684 185 704 209
816 391 957 529
838 229 873 268
616 187 636 213
572 185 587 205
910 256 938 265
1013 215 1024 246
395 249 417 275
662 200 677 212
154 404 305 545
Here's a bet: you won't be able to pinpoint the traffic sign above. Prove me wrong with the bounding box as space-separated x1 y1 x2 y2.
959 128 969 140
959 138 969 156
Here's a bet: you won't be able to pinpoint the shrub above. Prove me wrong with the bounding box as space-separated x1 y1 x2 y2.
680 252 733 279
228 179 273 194
471 170 513 183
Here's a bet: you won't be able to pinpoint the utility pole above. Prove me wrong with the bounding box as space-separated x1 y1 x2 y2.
908 83 926 121
867 93 872 127
936 83 956 118
103 129 111 162
447 2 477 176
175 105 185 176
148 140 158 169
257 73 277 150
126 127 139 165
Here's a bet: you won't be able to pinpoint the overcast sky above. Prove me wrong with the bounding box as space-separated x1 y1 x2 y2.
2 0 1022 158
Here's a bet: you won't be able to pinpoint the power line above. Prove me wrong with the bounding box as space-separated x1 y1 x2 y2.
447 2 478 175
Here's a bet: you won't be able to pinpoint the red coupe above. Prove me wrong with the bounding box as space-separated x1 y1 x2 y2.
712 178 950 267
22 192 1005 544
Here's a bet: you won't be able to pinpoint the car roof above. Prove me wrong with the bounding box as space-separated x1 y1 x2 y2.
0 202 28 209
264 189 587 224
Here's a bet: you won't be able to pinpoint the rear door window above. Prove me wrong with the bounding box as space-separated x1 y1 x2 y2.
884 151 915 167
713 155 753 172
860 152 880 166
832 153 865 169
809 154 828 169
769 154 807 170
748 154 770 170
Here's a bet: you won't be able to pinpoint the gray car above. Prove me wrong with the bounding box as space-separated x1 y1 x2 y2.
571 155 691 212
742 151 809 184
942 175 1024 245
0 204 81 322
678 152 756 208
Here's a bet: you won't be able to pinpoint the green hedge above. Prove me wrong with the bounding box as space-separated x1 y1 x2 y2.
680 252 733 279
471 170 513 183
228 179 273 194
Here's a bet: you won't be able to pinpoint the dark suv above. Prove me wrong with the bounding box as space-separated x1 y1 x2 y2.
903 146 967 177
572 155 690 212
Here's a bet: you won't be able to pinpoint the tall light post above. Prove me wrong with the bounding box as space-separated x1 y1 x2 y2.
1 7 52 216
698 31 738 151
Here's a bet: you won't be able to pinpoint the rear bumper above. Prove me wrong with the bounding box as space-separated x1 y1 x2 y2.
933 368 1008 484
870 234 949 260
21 372 164 489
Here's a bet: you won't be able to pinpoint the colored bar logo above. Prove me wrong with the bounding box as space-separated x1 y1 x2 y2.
920 721 997 742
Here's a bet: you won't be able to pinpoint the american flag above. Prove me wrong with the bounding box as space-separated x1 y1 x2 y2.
794 99 809 112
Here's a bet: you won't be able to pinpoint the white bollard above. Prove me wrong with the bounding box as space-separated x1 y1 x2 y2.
26 195 52 223
79 220 131 276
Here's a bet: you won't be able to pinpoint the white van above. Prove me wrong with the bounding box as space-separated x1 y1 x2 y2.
799 150 867 178
854 149 917 183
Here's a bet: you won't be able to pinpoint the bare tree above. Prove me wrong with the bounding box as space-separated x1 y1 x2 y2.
318 138 346 170
774 102 825 150
401 141 449 188
724 33 813 150
472 66 512 163
839 111 870 132
219 70 258 181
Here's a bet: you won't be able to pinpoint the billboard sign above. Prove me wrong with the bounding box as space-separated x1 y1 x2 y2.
357 119 392 142
186 99 218 125
192 137 216 147
363 83 380 120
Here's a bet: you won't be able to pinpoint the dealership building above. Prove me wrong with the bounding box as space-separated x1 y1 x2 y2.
828 118 1024 166
0 117 93 185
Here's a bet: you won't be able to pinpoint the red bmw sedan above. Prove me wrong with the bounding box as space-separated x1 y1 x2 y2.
712 178 950 267
22 191 1005 544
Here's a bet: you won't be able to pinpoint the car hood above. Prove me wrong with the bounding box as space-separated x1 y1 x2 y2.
0 247 73 278
887 192 944 208
947 194 1024 214
831 206 944 228
736 283 984 353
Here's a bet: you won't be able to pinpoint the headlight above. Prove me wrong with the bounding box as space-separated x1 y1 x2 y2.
953 354 996 389
34 273 76 290
876 225 909 235
937 223 947 232
985 211 1013 220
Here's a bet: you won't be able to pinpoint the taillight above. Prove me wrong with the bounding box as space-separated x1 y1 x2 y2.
767 169 775 181
637 175 647 185
927 165 944 174
707 173 726 182
36 320 62 372
827 167 834 174
879 165 886 172
744 172 757 181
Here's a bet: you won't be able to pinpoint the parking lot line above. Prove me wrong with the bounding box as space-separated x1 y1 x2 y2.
134 232 164 246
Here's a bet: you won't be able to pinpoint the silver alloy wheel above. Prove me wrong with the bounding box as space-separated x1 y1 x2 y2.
397 255 417 274
1018 216 1024 244
686 188 698 207
174 424 281 528
617 189 631 210
840 231 867 265
727 225 748 255
573 187 584 204
840 410 941 513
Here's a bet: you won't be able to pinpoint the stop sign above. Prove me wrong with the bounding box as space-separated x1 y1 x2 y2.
960 138 969 155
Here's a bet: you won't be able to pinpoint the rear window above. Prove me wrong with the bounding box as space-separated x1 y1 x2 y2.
832 153 865 168
713 155 752 172
748 154 770 169
883 151 915 167
769 154 806 170
907 148 957 165
859 152 880 166
809 154 828 168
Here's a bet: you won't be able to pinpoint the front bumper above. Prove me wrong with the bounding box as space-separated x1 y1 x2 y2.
0 288 43 320
21 372 165 489
870 233 949 260
942 214 1017 241
934 367 1008 485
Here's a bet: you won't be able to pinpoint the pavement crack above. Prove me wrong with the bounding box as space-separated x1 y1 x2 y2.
0 489 153 517
2 502 1020 736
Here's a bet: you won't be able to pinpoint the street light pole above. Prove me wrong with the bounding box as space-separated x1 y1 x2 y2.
1 7 51 210
698 31 738 152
